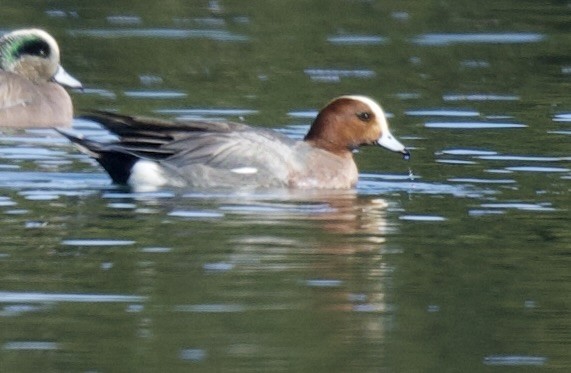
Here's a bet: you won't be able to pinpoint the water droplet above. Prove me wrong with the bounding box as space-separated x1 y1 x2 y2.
408 168 415 180
180 348 207 362
427 304 440 312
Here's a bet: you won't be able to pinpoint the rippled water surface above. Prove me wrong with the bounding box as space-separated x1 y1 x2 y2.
1 1 570 372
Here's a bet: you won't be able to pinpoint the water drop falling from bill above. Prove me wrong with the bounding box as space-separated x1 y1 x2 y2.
408 168 415 181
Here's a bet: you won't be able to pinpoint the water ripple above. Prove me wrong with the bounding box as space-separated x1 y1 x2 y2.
552 113 571 122
78 87 117 99
505 166 569 173
399 215 447 222
106 15 142 25
287 110 318 119
327 35 388 45
0 291 146 303
439 149 497 156
483 355 547 366
480 202 556 212
425 121 526 129
124 90 187 99
304 68 376 82
180 348 207 362
443 94 520 101
0 171 109 190
448 178 516 184
61 239 136 246
305 279 344 288
174 304 246 313
358 176 492 198
69 28 250 42
168 210 225 219
479 155 571 162
412 33 545 46
3 342 59 351
405 109 480 117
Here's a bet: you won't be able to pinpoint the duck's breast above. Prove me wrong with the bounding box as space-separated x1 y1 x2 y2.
287 142 358 189
0 72 72 127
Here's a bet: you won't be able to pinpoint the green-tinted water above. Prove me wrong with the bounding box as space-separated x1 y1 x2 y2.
0 0 569 371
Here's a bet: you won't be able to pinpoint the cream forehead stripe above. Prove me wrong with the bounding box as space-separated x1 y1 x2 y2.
340 95 390 132
5 29 61 58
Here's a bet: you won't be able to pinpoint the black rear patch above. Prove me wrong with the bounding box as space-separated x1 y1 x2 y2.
96 152 139 185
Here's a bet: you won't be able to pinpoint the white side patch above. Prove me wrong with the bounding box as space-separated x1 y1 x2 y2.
231 167 258 175
128 160 168 192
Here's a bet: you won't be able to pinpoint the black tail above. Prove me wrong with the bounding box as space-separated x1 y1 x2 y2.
57 129 140 185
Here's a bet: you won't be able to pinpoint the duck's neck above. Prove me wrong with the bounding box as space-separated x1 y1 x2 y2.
304 110 360 156
303 138 353 157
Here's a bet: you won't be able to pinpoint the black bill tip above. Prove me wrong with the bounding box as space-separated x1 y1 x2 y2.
402 149 411 160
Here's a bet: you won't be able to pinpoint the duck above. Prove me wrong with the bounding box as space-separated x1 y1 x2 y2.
0 28 82 128
58 95 410 191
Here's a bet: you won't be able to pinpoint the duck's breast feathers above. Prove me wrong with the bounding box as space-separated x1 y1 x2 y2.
0 72 35 110
0 71 73 127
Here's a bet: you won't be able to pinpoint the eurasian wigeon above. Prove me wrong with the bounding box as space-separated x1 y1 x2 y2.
0 29 82 128
59 95 410 191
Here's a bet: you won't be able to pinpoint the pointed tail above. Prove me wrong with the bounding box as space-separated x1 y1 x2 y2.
57 129 140 185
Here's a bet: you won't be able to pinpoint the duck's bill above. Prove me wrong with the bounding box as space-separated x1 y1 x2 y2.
376 131 411 160
53 65 83 89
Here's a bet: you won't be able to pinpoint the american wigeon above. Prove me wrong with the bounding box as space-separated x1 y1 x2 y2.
0 28 82 128
59 95 410 191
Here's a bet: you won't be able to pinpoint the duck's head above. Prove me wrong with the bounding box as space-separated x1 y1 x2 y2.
0 28 81 88
304 95 410 159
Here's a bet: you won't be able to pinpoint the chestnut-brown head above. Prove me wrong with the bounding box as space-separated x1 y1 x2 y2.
304 95 410 158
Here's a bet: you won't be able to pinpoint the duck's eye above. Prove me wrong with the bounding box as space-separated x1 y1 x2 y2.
357 112 372 122
17 39 51 59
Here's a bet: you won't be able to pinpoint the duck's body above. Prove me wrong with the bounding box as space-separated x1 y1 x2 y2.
60 96 409 191
0 29 82 128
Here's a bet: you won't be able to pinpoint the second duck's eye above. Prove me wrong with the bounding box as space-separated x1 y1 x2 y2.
357 112 372 122
17 39 51 59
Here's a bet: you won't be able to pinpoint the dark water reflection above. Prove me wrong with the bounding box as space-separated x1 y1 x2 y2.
1 0 570 371
1 184 400 371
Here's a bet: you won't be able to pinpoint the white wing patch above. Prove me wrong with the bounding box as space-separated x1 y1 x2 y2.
231 167 258 174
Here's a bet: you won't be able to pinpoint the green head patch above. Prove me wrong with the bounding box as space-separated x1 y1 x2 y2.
0 34 52 69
